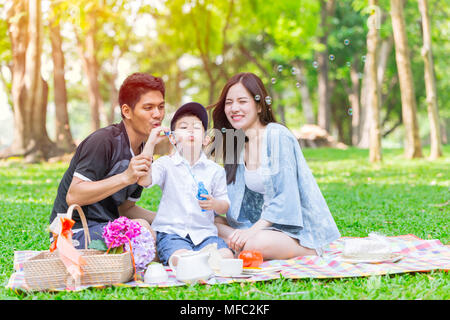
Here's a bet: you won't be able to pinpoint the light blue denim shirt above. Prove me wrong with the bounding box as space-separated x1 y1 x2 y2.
226 122 340 251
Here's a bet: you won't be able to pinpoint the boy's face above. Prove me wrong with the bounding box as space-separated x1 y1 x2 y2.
173 115 207 151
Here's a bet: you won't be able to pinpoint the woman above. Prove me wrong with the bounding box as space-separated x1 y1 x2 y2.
211 72 340 259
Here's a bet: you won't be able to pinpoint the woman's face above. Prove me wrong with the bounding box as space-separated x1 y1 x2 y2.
224 82 261 131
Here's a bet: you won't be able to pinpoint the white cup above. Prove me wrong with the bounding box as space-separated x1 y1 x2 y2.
219 259 243 276
144 263 169 283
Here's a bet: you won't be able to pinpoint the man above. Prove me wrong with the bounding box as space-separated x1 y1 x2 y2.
50 72 165 248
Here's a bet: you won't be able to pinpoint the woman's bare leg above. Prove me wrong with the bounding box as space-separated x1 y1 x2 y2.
218 248 234 259
214 216 316 259
243 230 317 260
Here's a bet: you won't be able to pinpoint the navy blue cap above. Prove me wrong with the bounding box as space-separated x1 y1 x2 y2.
170 102 208 131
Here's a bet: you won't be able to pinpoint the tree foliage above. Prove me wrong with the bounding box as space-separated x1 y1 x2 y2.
0 0 447 159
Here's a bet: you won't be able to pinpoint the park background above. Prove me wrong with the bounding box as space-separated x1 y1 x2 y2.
0 0 448 299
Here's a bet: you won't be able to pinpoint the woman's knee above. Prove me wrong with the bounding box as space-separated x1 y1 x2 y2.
242 231 269 252
242 230 315 260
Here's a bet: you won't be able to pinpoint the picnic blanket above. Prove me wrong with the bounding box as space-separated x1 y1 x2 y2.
6 234 449 292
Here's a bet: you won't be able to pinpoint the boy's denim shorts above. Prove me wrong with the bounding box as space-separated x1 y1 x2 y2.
156 232 229 265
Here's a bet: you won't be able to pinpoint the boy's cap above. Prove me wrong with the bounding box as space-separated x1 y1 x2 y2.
170 102 208 131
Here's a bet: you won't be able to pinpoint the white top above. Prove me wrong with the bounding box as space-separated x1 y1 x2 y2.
244 165 265 194
147 151 230 245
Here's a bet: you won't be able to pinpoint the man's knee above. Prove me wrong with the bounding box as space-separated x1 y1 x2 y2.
133 218 150 230
133 218 156 240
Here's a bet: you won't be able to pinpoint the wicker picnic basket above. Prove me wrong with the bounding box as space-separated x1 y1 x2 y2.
22 204 134 291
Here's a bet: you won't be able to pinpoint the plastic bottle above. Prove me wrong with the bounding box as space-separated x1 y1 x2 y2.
197 181 209 212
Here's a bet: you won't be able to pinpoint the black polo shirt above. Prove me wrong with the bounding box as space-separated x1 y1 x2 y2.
50 121 143 229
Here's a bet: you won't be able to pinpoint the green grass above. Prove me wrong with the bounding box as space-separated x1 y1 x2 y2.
0 146 449 300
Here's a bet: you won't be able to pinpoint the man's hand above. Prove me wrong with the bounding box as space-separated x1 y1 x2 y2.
122 154 152 185
142 126 170 155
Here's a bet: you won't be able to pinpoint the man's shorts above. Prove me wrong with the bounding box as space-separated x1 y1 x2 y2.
156 232 229 265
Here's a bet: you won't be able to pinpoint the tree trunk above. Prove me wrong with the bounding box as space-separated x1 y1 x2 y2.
329 81 345 143
377 35 394 98
75 10 102 132
390 0 423 158
317 49 330 132
174 67 184 108
418 0 442 159
49 12 75 153
105 47 121 125
317 0 335 132
292 60 315 124
358 37 393 148
2 0 57 162
107 71 119 124
348 57 361 146
273 91 285 125
358 50 371 148
367 0 382 162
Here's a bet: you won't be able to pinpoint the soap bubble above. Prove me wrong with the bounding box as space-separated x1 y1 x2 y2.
296 82 301 88
265 96 272 106
221 127 226 133
271 78 276 84
362 55 366 62
291 67 297 75
344 39 350 46
346 61 351 67
312 61 318 68
329 54 335 61
277 65 283 72
254 94 261 101
348 108 353 116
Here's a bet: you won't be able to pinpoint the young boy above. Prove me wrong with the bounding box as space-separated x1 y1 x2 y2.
138 102 233 265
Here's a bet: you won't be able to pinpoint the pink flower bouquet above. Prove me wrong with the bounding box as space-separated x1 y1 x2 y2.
88 216 156 273
102 216 142 249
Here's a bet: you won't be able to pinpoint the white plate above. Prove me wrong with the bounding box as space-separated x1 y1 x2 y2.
214 272 252 279
241 266 283 274
338 253 403 264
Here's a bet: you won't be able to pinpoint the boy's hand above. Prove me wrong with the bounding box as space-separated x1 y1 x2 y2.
198 194 216 211
198 195 229 215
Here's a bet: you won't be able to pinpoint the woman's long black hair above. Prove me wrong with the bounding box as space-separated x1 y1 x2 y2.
209 72 277 184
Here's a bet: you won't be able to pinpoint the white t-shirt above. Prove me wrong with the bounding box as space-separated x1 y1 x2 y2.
148 151 230 245
244 165 265 194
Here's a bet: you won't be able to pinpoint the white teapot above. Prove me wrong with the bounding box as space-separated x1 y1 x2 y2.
168 251 213 284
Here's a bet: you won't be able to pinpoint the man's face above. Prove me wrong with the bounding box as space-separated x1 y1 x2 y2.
123 90 165 139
